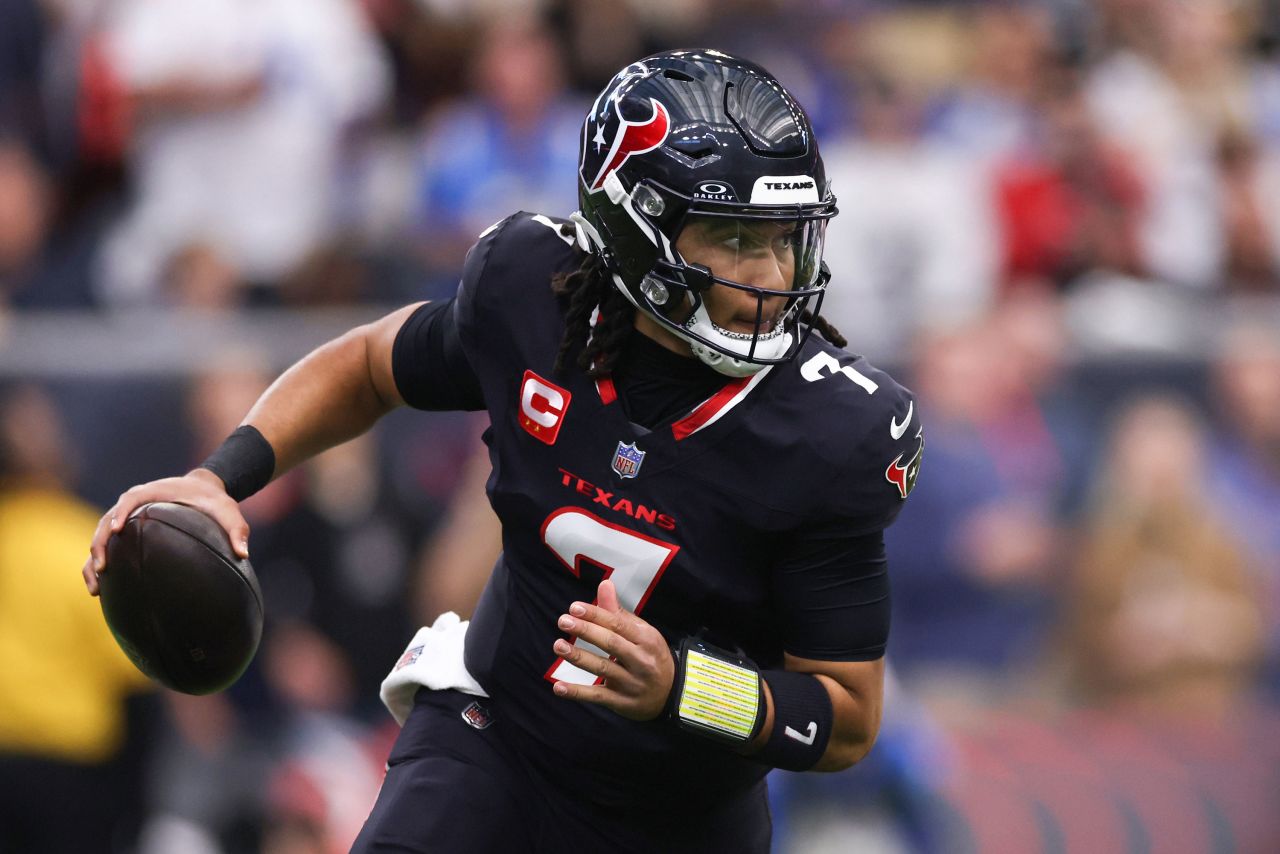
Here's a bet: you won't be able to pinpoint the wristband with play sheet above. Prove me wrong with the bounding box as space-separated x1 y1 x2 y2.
667 637 765 745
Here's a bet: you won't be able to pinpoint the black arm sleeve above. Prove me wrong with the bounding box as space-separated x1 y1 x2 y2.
391 299 486 411
771 526 890 661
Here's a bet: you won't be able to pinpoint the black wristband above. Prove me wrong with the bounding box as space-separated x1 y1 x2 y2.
198 425 276 502
752 669 834 772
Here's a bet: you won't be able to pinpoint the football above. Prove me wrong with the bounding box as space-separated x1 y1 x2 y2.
99 502 264 695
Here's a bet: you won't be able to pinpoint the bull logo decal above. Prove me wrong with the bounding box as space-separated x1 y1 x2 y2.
587 98 670 192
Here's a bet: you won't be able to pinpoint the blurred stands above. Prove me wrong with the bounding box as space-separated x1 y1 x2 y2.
1 0 1278 851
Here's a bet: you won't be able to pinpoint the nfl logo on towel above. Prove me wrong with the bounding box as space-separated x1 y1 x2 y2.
394 645 423 671
612 441 645 478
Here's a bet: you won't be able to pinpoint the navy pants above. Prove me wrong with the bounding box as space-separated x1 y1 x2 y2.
350 689 773 853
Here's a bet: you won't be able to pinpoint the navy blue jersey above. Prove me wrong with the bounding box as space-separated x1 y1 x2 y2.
445 212 921 809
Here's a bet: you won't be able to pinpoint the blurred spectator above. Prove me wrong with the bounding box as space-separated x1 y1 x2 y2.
885 289 1091 696
0 139 53 303
0 0 48 154
995 67 1146 289
411 16 582 284
0 384 154 853
260 719 390 854
1206 320 1280 697
1085 0 1250 289
554 0 650 93
96 0 389 305
0 134 114 309
926 4 1055 163
278 241 375 306
1061 394 1264 720
162 242 247 309
182 357 426 718
361 0 474 126
411 437 501 623
820 67 998 358
1218 125 1280 293
258 433 421 719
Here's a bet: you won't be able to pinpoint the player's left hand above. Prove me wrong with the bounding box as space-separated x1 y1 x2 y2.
550 579 674 721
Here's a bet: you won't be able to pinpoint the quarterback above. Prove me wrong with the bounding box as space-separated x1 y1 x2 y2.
86 50 923 852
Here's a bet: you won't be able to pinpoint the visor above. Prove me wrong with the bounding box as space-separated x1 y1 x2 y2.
646 209 831 367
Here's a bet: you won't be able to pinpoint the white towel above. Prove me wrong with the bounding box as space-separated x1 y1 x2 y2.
379 612 488 727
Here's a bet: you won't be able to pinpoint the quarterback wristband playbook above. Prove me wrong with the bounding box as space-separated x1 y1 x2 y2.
198 425 276 502
668 637 766 745
667 638 835 772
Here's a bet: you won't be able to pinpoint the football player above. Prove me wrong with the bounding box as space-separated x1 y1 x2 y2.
85 50 923 852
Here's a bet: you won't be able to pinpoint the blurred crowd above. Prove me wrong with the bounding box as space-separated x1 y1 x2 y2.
2 0 1280 852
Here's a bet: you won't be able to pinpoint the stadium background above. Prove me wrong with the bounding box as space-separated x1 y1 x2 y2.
2 0 1279 851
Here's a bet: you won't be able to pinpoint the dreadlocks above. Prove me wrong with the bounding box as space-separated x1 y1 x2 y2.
801 308 846 350
551 246 636 379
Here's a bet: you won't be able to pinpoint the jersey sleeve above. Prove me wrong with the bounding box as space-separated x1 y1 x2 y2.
391 299 486 411
769 526 890 661
767 354 923 660
452 215 514 360
451 212 576 387
829 367 923 535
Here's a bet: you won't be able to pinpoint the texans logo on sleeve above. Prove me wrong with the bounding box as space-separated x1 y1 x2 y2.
885 430 924 500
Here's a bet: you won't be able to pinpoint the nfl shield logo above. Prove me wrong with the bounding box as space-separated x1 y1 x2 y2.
394 644 423 671
612 441 645 479
460 700 493 730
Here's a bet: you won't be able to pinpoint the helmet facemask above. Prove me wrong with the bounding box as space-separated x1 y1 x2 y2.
581 174 834 377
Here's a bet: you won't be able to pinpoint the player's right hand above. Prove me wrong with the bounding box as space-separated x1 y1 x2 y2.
83 468 249 596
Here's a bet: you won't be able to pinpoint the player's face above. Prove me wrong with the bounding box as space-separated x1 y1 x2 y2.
675 217 799 335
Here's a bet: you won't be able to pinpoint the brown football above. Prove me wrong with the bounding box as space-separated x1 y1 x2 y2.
99 502 263 695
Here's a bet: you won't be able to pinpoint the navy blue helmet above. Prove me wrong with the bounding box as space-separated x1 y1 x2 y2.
575 49 838 377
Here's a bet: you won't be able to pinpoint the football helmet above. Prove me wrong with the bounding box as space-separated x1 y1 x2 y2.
576 49 837 377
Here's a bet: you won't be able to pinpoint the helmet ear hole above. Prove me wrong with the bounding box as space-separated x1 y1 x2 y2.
640 275 670 306
632 184 666 217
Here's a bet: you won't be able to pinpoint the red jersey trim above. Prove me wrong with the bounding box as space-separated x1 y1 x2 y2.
596 375 618 405
671 366 773 441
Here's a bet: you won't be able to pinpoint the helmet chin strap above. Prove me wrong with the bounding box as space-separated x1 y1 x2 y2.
569 211 605 254
683 302 790 377
690 342 766 377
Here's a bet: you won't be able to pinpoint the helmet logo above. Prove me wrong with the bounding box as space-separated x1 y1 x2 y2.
750 175 819 204
588 98 671 192
693 181 737 201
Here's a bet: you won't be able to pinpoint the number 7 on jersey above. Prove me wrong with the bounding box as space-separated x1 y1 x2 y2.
540 507 679 685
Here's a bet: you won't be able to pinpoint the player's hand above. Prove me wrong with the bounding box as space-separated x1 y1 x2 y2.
550 579 675 721
83 468 249 597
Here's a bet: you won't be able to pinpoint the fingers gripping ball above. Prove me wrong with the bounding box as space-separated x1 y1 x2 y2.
98 502 263 695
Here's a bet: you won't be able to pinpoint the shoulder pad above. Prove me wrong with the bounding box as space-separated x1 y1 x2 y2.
453 211 580 368
788 342 924 528
485 211 576 250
